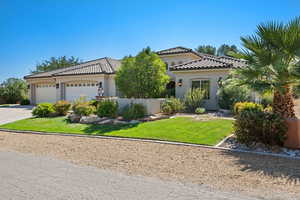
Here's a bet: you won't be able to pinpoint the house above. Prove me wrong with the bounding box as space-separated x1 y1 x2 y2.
24 47 246 110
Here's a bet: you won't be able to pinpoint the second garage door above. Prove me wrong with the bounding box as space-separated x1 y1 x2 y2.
65 82 98 102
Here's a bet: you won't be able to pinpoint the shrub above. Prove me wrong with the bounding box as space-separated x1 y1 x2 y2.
234 110 287 146
20 98 30 105
97 100 118 118
161 97 184 114
260 92 273 108
195 107 206 114
32 103 55 117
122 103 147 120
54 100 71 116
89 99 99 108
72 97 95 116
233 102 263 114
264 105 273 113
217 78 251 110
184 88 204 113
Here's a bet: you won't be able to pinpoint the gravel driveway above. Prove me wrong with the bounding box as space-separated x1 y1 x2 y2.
0 105 33 125
0 131 299 199
0 151 261 200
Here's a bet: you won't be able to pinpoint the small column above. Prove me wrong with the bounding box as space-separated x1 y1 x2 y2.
61 83 66 100
30 83 36 105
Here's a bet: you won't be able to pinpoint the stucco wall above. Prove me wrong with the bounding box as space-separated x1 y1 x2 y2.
173 69 230 110
117 98 165 115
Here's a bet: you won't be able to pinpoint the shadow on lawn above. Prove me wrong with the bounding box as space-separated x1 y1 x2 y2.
221 150 300 184
64 118 138 135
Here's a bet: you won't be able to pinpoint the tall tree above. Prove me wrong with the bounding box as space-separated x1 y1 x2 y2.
0 78 28 103
217 44 239 56
234 17 300 118
32 56 81 73
115 47 169 98
195 45 216 55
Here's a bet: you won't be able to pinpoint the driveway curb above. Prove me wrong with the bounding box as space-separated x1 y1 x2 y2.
0 128 299 160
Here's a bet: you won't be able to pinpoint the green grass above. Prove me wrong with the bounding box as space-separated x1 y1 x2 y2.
0 117 233 146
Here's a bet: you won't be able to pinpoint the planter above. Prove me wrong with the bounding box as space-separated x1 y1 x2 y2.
284 118 300 149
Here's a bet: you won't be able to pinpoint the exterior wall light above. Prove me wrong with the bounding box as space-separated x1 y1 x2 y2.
56 83 60 89
177 79 183 87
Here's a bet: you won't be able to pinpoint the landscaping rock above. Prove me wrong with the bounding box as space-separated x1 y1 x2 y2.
113 120 129 125
80 116 103 124
97 119 114 125
129 120 140 124
68 114 81 123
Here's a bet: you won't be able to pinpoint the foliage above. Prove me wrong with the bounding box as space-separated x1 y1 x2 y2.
195 107 206 114
195 45 216 55
96 100 118 118
217 44 240 56
161 97 184 114
0 78 28 104
32 103 55 117
184 88 205 113
234 110 287 146
233 102 263 114
89 100 99 108
20 99 30 105
121 103 147 120
260 92 273 108
31 56 81 73
217 77 251 110
115 47 169 98
72 97 95 116
232 17 300 118
264 105 273 113
54 100 71 116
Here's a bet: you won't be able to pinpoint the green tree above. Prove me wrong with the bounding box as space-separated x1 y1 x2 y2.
32 56 81 73
195 45 216 55
0 78 28 103
217 44 239 56
233 17 300 118
115 47 169 98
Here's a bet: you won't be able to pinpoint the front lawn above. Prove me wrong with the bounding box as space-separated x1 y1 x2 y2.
0 117 233 146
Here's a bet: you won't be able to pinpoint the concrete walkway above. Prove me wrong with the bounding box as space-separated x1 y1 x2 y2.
0 151 261 200
0 105 33 125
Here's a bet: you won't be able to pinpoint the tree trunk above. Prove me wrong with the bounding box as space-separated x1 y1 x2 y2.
273 86 296 118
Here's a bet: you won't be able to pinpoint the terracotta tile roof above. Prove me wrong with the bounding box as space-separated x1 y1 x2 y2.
169 57 232 71
156 46 201 57
24 57 121 79
218 56 247 68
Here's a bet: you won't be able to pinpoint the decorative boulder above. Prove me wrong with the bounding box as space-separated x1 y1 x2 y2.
68 113 81 123
97 119 114 125
129 120 140 124
80 116 103 124
113 119 129 125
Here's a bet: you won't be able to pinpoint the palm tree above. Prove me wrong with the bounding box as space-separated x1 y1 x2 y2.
234 17 300 118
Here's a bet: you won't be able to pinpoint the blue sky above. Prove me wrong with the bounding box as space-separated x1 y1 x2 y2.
0 0 299 82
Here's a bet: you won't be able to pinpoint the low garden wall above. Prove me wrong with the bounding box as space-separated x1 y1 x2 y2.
117 98 165 115
285 118 300 149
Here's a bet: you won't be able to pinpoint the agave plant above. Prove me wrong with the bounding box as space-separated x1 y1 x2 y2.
234 17 300 118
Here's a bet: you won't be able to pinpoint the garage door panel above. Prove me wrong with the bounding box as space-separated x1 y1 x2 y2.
65 83 98 102
36 84 56 104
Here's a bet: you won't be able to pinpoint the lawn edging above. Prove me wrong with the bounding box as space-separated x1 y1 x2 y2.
0 128 299 160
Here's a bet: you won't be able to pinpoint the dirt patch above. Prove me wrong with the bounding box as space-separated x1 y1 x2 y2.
0 131 300 199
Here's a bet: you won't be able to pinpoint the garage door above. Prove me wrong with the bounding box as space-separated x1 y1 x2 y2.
65 82 98 102
36 84 57 104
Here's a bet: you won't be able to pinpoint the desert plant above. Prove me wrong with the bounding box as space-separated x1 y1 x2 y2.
233 17 300 118
195 107 206 114
122 103 147 120
184 88 205 113
233 102 263 115
32 103 55 117
234 110 287 146
161 97 184 114
97 100 118 118
20 98 30 105
54 100 71 116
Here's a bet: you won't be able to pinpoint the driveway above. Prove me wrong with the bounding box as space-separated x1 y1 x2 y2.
0 151 260 200
0 105 33 125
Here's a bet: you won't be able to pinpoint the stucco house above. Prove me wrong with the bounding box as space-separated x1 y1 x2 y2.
25 46 246 110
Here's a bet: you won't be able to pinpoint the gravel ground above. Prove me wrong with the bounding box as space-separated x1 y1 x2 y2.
0 131 300 199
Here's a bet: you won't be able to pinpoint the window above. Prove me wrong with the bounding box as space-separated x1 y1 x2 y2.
191 80 210 99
